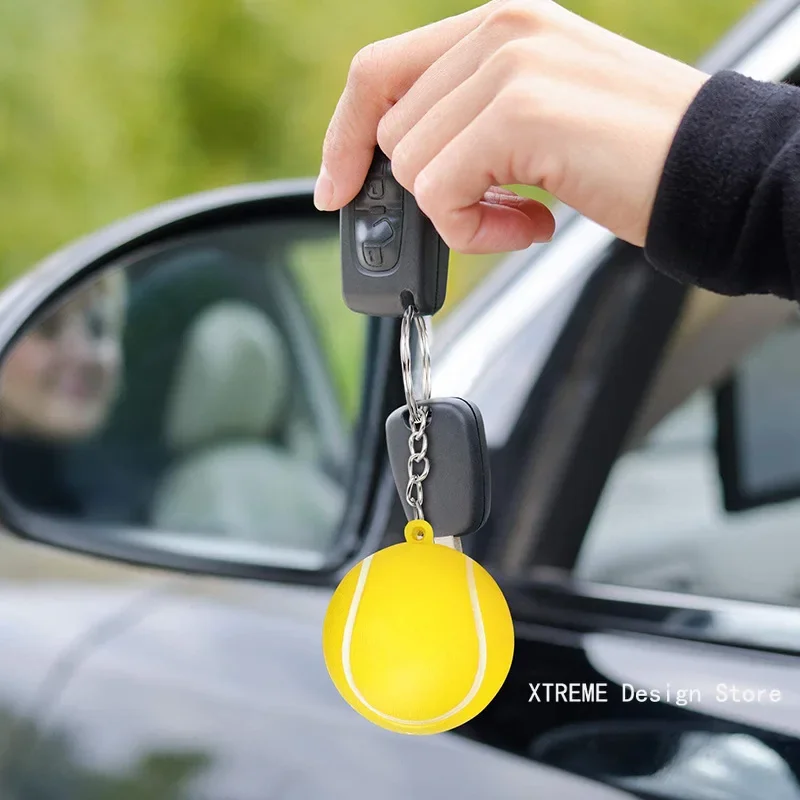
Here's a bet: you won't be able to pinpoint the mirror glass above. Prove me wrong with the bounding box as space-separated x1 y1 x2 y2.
718 314 800 510
0 218 367 567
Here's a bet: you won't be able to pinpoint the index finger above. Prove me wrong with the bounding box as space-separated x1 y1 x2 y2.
316 1 498 211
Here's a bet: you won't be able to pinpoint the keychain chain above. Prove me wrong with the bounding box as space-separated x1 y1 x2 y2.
400 305 462 552
400 305 431 521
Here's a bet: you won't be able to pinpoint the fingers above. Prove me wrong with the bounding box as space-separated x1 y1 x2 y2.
387 49 510 194
376 7 528 159
315 2 496 211
481 190 556 251
413 99 555 252
431 191 554 254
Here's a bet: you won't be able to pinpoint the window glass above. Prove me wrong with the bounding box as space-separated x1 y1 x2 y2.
576 320 800 607
735 324 800 495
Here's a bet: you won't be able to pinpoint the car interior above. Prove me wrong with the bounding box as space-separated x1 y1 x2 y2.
576 286 800 607
63 232 348 549
151 298 345 549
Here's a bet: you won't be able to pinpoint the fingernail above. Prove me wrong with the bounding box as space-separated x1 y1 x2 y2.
314 165 334 211
486 186 519 198
484 191 526 207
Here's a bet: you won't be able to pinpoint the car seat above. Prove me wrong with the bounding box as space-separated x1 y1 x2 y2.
150 301 345 552
79 246 285 526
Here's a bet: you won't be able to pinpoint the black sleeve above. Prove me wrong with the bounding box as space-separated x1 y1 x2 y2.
644 70 800 300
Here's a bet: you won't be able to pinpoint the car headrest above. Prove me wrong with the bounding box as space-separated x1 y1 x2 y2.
164 301 291 452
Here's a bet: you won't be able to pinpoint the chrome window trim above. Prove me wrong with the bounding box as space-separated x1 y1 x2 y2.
548 572 800 653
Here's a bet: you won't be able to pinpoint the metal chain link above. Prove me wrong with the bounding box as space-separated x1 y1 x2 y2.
406 414 430 518
400 305 431 520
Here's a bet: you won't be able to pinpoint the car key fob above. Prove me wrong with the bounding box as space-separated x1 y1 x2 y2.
341 147 449 317
385 397 491 538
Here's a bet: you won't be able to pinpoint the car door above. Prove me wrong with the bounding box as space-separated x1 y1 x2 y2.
498 274 800 799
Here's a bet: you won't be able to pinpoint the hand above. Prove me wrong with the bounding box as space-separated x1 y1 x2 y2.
314 0 709 252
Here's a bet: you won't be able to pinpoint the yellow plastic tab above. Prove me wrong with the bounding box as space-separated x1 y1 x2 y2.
404 519 434 544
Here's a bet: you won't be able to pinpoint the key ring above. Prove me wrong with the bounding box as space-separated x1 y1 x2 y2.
400 305 431 424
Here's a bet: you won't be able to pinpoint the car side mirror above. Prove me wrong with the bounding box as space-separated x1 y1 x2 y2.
716 314 800 512
0 182 403 582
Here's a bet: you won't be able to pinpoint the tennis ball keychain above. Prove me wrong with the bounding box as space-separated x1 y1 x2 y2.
324 148 514 735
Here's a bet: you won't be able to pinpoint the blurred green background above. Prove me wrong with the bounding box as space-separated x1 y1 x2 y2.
0 0 757 287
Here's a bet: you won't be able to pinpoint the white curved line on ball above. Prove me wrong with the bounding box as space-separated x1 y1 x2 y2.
341 553 487 727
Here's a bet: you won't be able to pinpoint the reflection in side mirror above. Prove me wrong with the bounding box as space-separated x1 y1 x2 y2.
0 269 127 449
716 317 800 512
0 214 370 573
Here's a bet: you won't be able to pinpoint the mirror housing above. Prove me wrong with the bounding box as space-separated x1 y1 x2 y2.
0 181 403 584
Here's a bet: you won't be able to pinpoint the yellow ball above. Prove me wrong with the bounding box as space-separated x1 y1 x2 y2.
322 520 514 735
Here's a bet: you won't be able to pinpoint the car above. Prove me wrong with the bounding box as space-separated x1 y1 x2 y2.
1 1 800 798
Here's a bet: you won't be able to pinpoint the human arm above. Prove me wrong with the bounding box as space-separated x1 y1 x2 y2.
315 0 800 299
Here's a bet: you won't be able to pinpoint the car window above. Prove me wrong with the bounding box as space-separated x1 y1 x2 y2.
576 317 800 608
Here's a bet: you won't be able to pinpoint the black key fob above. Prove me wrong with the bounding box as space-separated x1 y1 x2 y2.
385 397 491 538
341 147 449 317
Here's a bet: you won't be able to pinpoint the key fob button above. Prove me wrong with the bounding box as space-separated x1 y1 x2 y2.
354 153 404 211
366 178 385 199
356 214 400 272
366 218 394 246
363 245 383 268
